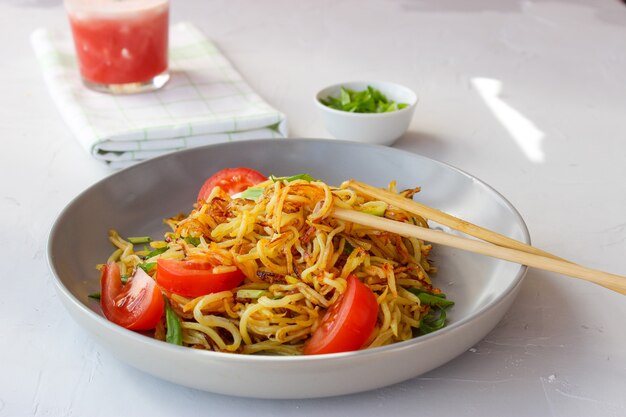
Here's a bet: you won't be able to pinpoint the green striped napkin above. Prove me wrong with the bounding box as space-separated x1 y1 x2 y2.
31 22 288 169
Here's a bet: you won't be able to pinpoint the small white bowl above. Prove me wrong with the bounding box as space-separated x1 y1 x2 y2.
315 81 418 145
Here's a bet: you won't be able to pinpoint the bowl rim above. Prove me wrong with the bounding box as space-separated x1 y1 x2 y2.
46 138 529 365
314 80 418 118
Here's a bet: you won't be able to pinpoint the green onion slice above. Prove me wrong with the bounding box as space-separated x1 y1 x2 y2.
127 236 152 244
165 298 182 346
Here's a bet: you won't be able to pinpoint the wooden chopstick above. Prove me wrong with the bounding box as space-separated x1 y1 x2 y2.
333 207 626 295
343 180 564 261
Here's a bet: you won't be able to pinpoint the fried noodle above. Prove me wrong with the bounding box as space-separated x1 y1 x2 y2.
104 178 444 355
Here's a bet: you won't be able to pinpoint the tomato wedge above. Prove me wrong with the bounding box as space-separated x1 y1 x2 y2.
100 262 164 330
156 259 245 297
303 274 379 355
197 167 267 202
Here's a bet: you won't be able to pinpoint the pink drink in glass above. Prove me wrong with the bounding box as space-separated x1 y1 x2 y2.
65 0 169 94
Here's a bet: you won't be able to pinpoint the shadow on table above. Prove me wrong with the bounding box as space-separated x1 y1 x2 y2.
9 0 61 8
393 130 451 158
395 0 626 28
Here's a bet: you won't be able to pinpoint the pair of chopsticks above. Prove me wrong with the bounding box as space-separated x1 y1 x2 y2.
333 180 626 295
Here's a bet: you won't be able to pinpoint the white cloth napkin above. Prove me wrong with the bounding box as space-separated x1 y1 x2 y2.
31 22 288 169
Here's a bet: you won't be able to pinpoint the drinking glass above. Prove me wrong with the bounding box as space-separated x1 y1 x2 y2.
65 0 170 94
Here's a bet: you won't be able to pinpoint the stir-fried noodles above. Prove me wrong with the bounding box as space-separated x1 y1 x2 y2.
99 175 453 355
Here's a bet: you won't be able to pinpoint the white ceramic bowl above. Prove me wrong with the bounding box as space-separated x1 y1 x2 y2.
315 81 418 145
47 139 528 399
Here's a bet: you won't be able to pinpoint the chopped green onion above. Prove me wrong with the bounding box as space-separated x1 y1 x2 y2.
340 87 351 106
164 298 182 346
138 262 156 273
120 274 129 284
418 293 454 309
184 236 201 246
127 236 152 244
236 289 268 299
320 86 408 114
145 246 168 259
232 186 264 201
270 173 316 183
88 292 101 300
358 201 388 217
419 308 448 334
408 288 453 334
233 173 318 201
343 241 355 255
408 288 454 308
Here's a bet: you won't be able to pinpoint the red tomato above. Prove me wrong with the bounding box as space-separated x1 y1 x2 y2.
197 167 267 202
100 262 164 330
303 275 379 355
156 259 245 297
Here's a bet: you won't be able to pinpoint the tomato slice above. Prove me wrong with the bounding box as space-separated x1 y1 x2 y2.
156 258 245 297
303 275 379 355
100 262 164 330
197 167 267 202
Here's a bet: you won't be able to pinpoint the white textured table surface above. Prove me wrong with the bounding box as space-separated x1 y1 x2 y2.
1 0 625 416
